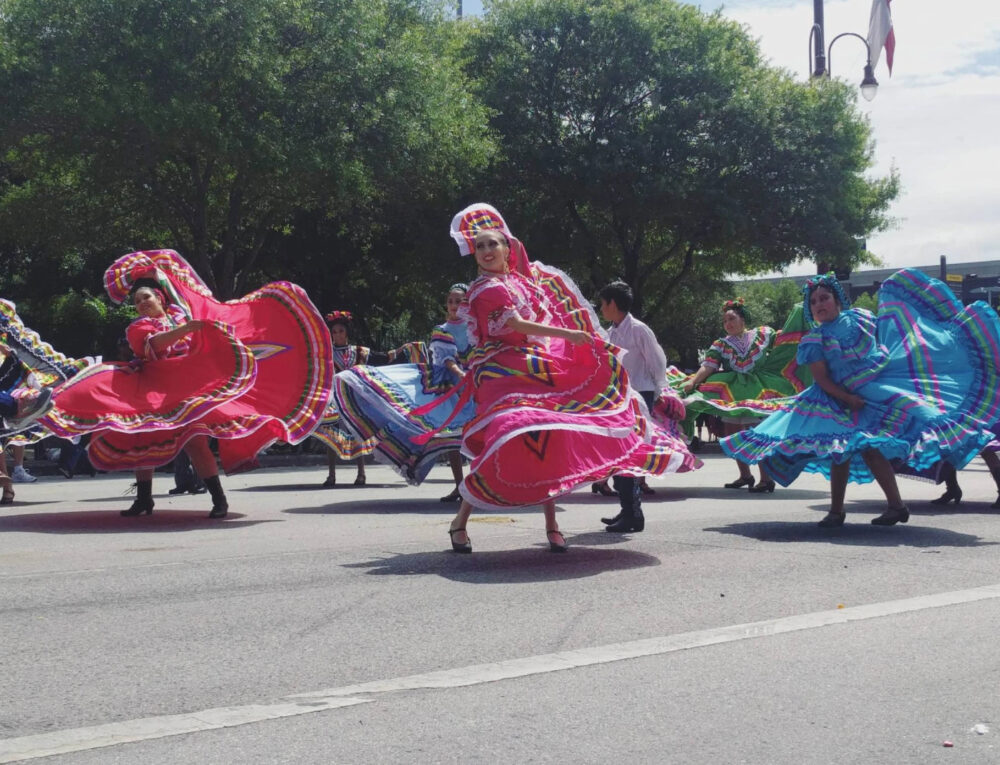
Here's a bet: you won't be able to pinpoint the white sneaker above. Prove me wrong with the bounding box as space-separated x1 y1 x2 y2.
11 466 37 483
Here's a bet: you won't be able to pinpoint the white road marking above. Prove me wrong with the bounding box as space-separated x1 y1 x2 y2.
4 583 1000 762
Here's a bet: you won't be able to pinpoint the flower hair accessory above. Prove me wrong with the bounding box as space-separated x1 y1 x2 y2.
722 298 746 313
803 272 851 324
722 297 749 324
325 310 353 324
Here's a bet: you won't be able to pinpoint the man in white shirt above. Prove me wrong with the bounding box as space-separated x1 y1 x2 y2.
597 281 668 532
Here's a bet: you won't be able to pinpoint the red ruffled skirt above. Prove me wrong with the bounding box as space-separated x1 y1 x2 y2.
41 250 332 473
461 337 699 509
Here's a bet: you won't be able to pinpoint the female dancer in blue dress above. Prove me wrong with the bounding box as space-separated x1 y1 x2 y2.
722 270 1000 527
332 284 475 499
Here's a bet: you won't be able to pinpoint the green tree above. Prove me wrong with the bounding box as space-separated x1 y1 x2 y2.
0 0 493 299
731 279 804 332
43 291 134 358
852 291 878 313
464 0 899 324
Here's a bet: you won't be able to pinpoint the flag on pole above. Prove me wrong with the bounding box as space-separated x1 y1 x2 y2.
867 0 895 75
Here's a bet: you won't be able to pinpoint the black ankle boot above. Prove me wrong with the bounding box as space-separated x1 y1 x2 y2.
606 508 644 532
606 476 644 532
931 469 963 506
203 475 228 518
600 476 629 525
122 479 154 516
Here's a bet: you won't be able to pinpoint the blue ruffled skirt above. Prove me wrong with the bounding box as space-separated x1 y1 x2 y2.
332 363 475 484
722 270 1000 485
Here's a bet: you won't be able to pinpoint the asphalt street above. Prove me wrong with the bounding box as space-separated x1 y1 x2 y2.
1 454 999 763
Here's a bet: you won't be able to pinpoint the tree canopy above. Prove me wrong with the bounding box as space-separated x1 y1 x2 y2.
463 0 898 323
0 0 900 357
0 0 493 301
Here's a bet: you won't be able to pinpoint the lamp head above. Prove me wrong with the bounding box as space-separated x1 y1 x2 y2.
860 63 878 101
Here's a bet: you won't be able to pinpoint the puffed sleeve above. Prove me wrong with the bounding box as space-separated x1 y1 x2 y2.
759 325 777 351
796 329 826 365
702 339 726 371
126 317 161 360
429 326 459 371
470 281 518 343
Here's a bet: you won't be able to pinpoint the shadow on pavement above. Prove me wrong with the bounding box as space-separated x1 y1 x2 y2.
344 534 658 583
238 483 404 492
0 510 275 533
705 520 997 548
673 487 831 501
282 499 543 515
555 486 830 504
908 502 1000 517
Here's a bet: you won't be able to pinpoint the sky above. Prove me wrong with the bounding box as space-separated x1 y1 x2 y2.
459 1 1000 276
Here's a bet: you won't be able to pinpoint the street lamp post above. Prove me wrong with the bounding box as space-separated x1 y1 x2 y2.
810 0 826 77
809 0 878 101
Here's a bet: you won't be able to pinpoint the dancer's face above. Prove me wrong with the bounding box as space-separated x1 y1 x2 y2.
473 231 509 274
446 290 466 320
809 286 841 323
330 323 349 347
132 287 166 318
722 309 745 336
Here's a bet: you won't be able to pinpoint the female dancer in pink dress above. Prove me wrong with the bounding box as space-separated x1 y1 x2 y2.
41 250 332 518
442 205 699 553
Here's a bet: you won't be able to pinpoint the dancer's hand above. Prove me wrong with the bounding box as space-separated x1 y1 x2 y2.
565 329 591 345
184 320 205 332
845 393 865 412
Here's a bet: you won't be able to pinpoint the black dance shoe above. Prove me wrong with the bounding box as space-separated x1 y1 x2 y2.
121 498 154 517
546 529 568 553
724 476 755 490
448 527 472 553
605 512 644 533
871 506 909 526
591 482 617 497
930 488 962 506
817 512 845 528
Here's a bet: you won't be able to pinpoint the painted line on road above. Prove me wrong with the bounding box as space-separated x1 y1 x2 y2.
4 583 1000 762
0 698 372 763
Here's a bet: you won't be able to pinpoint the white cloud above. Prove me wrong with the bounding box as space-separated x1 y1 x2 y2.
702 0 1000 273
